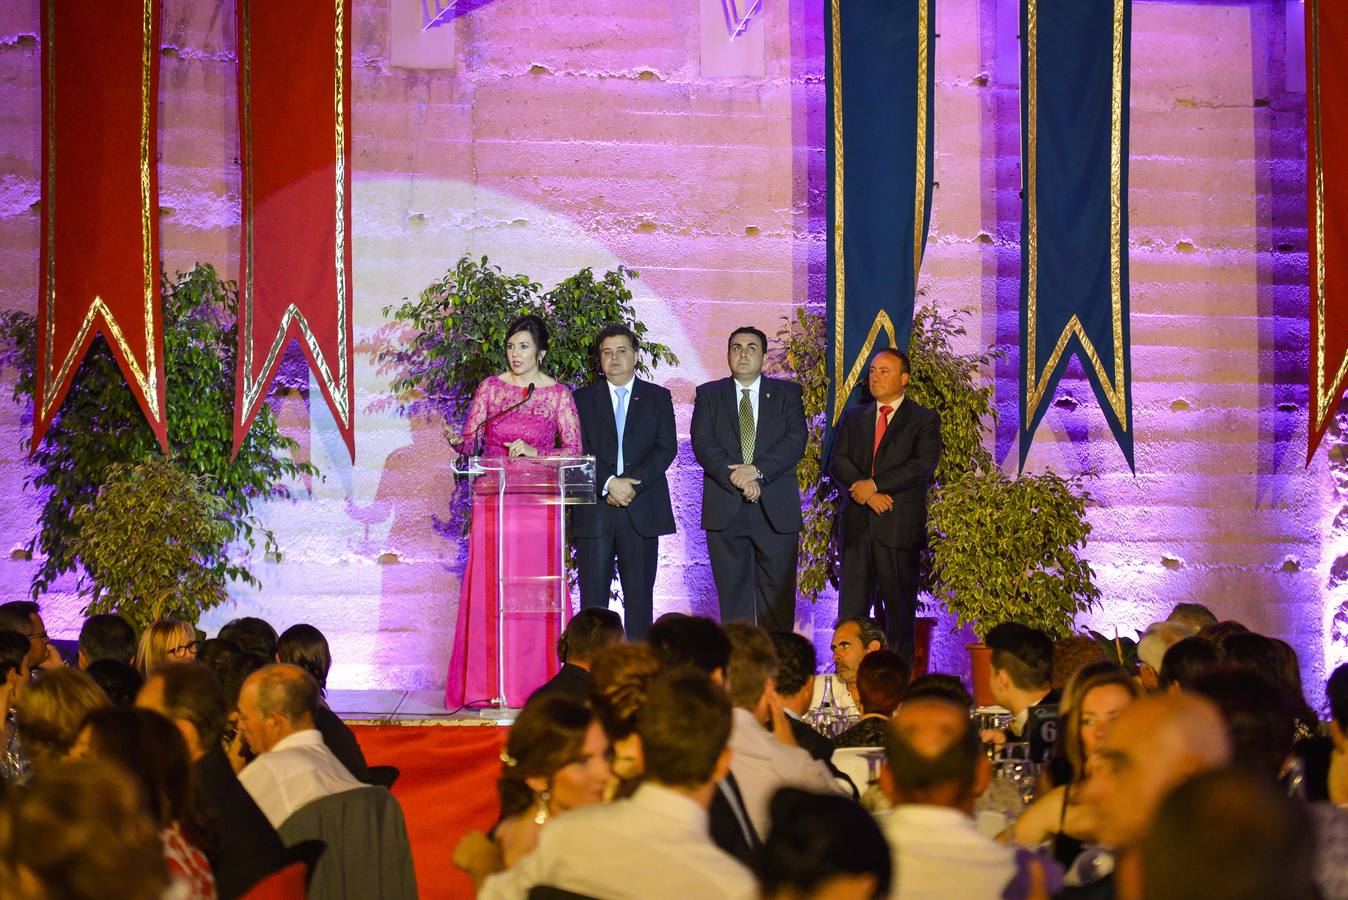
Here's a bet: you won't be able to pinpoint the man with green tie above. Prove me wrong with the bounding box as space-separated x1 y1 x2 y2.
691 327 807 630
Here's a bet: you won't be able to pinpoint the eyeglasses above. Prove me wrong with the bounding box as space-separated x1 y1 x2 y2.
27 631 48 643
168 640 200 658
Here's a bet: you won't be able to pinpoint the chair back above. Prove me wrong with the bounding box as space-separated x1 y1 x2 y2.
240 862 309 900
832 746 883 791
278 786 417 900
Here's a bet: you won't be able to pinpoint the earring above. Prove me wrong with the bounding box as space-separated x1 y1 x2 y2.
534 789 550 825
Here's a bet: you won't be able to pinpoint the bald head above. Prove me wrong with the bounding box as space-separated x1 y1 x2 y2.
236 663 320 755
1084 693 1231 850
882 697 987 811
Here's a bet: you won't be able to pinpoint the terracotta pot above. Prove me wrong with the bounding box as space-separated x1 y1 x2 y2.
967 643 995 707
912 616 936 676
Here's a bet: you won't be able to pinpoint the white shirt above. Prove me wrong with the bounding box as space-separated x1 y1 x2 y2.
808 673 859 716
604 376 637 491
238 729 364 830
883 804 1018 900
479 783 756 900
733 376 761 429
728 706 847 839
875 393 905 430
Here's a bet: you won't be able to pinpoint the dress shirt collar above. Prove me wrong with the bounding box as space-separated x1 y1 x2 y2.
269 728 325 754
875 394 906 415
630 782 710 833
889 803 976 830
733 376 762 396
607 376 636 402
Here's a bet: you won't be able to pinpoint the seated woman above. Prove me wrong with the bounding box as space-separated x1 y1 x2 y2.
834 650 908 748
71 707 217 900
1009 661 1139 869
14 666 109 777
453 696 611 887
590 643 662 800
276 623 370 782
135 619 199 677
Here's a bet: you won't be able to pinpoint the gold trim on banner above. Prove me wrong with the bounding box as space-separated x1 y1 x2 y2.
1310 0 1348 436
238 0 350 428
913 0 929 282
39 1 160 424
1023 0 1129 432
830 0 929 426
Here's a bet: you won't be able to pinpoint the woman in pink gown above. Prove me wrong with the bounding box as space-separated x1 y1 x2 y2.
446 314 582 709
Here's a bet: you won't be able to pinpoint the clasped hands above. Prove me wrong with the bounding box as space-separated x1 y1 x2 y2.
850 478 893 514
605 477 641 507
728 464 761 502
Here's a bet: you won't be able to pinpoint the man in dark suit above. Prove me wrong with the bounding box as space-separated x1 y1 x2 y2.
572 324 678 640
828 347 941 662
691 327 807 631
528 608 624 706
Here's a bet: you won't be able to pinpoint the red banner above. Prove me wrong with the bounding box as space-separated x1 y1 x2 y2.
36 0 166 452
234 0 355 460
1309 0 1348 461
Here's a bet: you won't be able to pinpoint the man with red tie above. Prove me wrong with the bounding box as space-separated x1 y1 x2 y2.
827 348 942 661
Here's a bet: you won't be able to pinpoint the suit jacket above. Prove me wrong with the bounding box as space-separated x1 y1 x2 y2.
194 746 289 899
828 397 941 549
571 378 677 538
527 663 593 707
708 773 760 868
691 376 806 533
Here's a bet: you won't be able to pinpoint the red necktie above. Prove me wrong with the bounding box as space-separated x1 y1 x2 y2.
872 405 893 475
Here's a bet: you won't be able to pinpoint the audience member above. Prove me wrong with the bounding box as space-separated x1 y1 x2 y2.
770 630 835 762
0 600 62 673
0 760 168 900
275 623 370 783
725 623 844 840
197 637 242 675
984 622 1058 742
211 645 268 774
880 695 1052 898
455 696 611 885
234 664 363 829
1156 635 1221 691
648 613 732 682
0 630 31 784
1327 662 1348 806
834 649 908 748
1135 623 1194 691
477 668 757 899
1067 694 1231 898
86 658 144 707
71 707 217 900
77 613 137 669
1195 619 1249 646
14 666 109 775
1052 635 1110 693
1141 767 1317 900
1165 601 1218 632
904 673 973 710
1013 663 1139 868
814 617 884 713
529 607 625 706
758 787 891 900
134 619 198 676
137 661 289 899
590 643 662 797
217 617 278 661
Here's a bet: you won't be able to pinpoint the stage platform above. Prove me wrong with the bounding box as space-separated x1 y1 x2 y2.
327 688 517 725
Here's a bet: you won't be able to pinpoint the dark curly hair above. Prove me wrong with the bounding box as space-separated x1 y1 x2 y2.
497 696 593 819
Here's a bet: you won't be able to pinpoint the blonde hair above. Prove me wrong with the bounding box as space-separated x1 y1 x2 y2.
133 619 195 676
14 667 110 774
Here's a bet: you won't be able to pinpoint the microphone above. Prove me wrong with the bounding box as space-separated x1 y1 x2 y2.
469 382 536 457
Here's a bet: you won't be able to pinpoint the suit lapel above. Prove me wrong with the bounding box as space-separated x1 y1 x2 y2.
592 383 619 460
860 401 878 473
724 378 742 446
876 398 913 460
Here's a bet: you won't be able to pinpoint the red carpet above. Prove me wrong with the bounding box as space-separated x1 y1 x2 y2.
352 723 507 900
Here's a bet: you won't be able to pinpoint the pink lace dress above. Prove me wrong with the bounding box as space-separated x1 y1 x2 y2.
446 376 583 709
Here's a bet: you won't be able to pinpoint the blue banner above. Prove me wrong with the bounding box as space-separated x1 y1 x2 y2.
826 0 935 427
1019 0 1134 471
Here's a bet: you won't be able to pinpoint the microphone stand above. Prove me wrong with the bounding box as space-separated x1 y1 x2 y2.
464 382 536 462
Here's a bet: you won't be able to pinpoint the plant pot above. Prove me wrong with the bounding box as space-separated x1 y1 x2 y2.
912 616 936 677
967 643 995 707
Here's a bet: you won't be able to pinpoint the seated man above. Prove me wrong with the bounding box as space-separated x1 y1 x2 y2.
1165 601 1218 632
881 695 1055 899
479 668 757 900
529 607 624 706
138 661 290 898
984 622 1058 753
1136 622 1194 692
810 617 885 715
725 624 845 838
77 613 137 669
234 664 363 829
770 630 833 761
834 649 908 748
